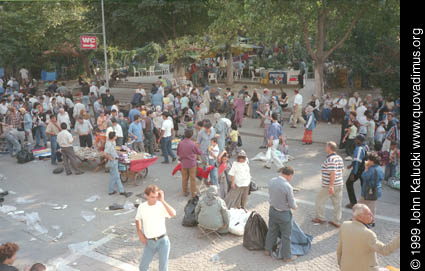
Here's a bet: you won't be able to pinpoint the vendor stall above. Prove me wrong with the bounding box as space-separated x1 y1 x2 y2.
118 147 158 185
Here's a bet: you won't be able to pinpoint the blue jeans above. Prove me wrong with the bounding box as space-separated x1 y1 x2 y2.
385 163 397 180
321 108 331 122
35 126 47 147
50 135 60 164
160 136 175 163
140 235 170 271
264 208 293 260
252 102 258 119
108 160 124 193
209 158 218 186
6 133 21 156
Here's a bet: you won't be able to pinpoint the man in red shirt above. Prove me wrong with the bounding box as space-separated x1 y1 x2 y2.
177 129 202 197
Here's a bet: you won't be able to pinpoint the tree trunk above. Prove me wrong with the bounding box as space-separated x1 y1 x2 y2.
173 59 186 79
314 61 325 97
225 44 233 86
80 53 91 78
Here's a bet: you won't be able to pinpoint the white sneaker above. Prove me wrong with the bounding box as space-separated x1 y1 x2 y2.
345 156 352 161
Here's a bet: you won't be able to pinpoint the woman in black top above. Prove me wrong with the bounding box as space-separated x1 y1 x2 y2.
251 90 259 119
279 91 288 110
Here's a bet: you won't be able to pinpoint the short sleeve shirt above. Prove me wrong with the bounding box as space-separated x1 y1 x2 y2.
161 119 174 137
135 201 170 239
321 153 344 186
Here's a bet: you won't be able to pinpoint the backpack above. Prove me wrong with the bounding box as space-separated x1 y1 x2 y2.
16 150 34 164
131 93 142 105
243 211 268 250
182 195 199 227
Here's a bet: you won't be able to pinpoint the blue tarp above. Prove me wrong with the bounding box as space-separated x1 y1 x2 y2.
274 220 313 258
41 70 57 81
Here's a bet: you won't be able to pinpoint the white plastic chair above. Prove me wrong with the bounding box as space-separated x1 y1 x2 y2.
208 72 218 84
147 66 155 76
251 70 260 82
132 66 141 77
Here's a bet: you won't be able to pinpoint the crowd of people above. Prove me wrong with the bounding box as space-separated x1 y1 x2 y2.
0 72 400 271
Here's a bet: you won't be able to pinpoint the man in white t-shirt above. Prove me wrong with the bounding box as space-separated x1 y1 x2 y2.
135 185 176 271
136 83 146 97
90 82 98 97
158 112 176 164
291 89 306 128
99 81 107 96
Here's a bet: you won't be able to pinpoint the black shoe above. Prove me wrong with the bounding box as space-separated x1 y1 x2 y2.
108 191 117 195
75 171 84 175
120 192 133 198
66 172 72 176
259 146 266 149
161 161 170 164
172 157 176 162
0 191 8 196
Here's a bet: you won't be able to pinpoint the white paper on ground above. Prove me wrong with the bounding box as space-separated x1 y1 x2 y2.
80 211 96 222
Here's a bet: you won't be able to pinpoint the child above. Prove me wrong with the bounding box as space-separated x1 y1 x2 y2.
208 137 220 186
385 141 400 181
343 119 358 159
374 121 386 151
228 123 239 157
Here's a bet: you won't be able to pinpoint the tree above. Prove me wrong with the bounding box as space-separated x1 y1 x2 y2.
244 0 377 96
207 0 248 85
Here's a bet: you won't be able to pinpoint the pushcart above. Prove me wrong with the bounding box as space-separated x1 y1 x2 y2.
118 156 158 185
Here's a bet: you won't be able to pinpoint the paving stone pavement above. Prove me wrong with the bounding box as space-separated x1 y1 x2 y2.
94 191 400 271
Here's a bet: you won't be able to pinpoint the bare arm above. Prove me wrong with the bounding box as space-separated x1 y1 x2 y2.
135 220 147 244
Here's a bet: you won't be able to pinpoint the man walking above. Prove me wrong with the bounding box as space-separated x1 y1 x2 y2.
346 135 369 209
312 141 344 228
135 185 176 271
264 166 298 262
129 115 145 153
177 129 203 197
57 123 84 176
291 89 305 128
264 113 285 169
158 112 176 164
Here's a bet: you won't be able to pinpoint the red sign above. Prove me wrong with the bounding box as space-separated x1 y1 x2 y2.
80 36 97 49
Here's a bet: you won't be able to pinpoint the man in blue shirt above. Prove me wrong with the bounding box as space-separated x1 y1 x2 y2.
151 91 163 111
345 135 369 209
128 105 141 123
128 115 145 153
264 113 285 169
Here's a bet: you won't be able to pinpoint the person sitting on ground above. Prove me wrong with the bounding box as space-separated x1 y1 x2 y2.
195 186 229 234
337 203 400 271
0 242 19 271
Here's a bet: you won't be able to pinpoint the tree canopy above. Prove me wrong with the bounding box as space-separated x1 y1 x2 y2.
0 0 400 95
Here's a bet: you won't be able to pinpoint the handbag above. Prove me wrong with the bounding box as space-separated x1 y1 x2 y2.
237 135 242 147
364 169 378 201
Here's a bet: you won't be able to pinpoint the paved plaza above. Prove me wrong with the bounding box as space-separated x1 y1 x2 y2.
0 121 400 270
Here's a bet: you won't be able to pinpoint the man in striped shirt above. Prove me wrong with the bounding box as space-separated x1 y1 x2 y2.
313 141 344 228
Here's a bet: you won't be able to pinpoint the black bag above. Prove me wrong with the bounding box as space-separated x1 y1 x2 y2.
53 167 64 174
248 181 259 195
182 195 199 227
16 150 34 164
364 170 378 201
237 135 242 147
243 211 268 250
